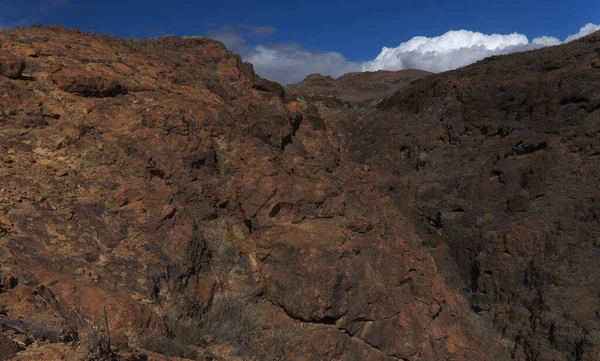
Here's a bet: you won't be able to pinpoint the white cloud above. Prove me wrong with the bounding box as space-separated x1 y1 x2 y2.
532 36 561 46
205 24 361 85
360 30 534 73
206 25 247 50
210 23 600 85
362 24 597 75
245 45 361 85
564 23 600 42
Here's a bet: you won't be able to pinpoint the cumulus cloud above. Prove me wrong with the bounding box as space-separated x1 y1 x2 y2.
209 23 600 85
205 24 361 84
358 30 574 73
360 24 598 76
358 23 598 74
360 30 531 72
564 23 600 42
532 36 562 46
245 45 360 85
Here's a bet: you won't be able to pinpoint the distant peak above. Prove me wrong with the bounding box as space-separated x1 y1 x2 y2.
303 73 335 82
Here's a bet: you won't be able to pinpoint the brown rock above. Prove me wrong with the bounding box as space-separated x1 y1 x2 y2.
253 76 286 100
0 334 19 360
0 25 598 361
0 213 12 227
54 169 68 177
51 69 128 97
0 50 25 79
347 217 372 233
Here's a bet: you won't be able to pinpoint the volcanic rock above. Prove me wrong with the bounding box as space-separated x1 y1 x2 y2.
0 24 599 361
0 50 25 79
337 30 600 361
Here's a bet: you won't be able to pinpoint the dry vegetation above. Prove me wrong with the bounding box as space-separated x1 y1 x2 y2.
139 294 290 360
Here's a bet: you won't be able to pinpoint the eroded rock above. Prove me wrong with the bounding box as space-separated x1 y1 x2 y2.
51 68 128 97
0 50 25 79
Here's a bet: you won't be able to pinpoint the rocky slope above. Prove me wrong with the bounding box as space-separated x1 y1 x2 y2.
0 25 598 361
329 34 600 361
0 26 504 361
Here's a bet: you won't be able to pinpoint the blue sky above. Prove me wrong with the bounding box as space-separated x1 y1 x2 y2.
1 1 598 84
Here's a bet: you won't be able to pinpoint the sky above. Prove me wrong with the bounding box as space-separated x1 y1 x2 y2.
0 0 599 84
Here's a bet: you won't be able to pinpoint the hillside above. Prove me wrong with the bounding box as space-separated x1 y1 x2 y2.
310 32 600 361
0 25 599 361
286 70 430 107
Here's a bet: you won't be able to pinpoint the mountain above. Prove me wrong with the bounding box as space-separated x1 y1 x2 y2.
286 69 431 107
0 25 599 361
301 32 600 361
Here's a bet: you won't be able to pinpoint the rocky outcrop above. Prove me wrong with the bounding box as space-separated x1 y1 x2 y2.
0 24 598 361
51 68 129 97
0 26 504 361
0 50 25 79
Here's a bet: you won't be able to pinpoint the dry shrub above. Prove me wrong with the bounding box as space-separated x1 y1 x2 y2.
198 294 265 356
76 308 118 361
173 294 290 360
24 318 64 342
143 294 291 360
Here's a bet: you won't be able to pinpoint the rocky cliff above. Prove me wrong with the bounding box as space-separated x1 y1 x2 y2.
0 25 598 361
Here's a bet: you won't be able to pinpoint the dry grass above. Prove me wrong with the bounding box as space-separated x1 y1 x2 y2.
75 307 118 361
186 294 289 360
141 294 290 360
23 318 64 342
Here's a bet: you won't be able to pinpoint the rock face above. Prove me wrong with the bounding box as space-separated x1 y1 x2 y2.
335 32 600 361
0 25 598 361
0 26 500 361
